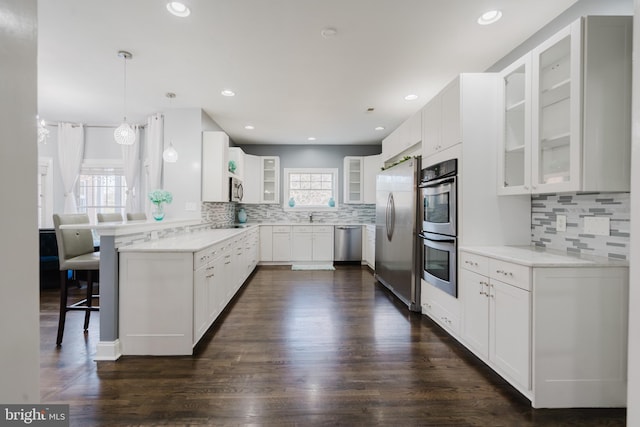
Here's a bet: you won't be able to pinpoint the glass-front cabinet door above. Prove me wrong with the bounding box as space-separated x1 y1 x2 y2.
531 20 581 193
498 54 531 195
343 156 363 204
261 156 280 203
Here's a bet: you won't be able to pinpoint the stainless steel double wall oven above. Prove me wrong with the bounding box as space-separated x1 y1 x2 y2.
419 159 458 297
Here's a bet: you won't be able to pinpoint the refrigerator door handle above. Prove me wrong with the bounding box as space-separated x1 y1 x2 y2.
387 192 395 241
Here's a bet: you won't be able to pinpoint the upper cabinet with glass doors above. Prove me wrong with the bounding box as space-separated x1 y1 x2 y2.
498 54 532 195
498 16 632 195
261 156 280 203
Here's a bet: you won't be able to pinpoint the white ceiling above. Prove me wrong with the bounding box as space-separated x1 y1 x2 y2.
37 0 578 145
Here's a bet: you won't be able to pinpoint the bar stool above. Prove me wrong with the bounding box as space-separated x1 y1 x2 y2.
97 212 123 222
52 214 100 346
126 212 147 221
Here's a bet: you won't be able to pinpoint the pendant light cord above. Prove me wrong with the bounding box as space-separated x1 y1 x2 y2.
122 54 127 122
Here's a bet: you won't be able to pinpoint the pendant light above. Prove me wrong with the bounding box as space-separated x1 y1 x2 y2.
114 50 136 145
163 142 178 162
37 115 50 144
163 92 178 162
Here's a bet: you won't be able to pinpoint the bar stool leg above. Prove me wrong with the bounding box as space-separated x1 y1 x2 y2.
83 271 93 331
56 269 68 346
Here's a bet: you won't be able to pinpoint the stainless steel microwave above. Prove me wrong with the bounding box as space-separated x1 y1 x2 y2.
229 177 244 202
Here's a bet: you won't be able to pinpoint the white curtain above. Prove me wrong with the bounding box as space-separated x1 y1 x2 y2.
57 123 85 213
122 126 141 213
145 114 164 215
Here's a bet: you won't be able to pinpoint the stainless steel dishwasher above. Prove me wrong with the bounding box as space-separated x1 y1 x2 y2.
334 225 362 261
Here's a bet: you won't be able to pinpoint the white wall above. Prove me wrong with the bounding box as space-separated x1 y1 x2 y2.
162 108 207 219
627 1 639 424
0 0 40 403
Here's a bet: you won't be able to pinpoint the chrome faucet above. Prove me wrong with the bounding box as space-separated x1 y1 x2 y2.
309 213 314 223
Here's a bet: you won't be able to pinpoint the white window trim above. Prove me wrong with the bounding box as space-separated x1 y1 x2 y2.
79 158 125 175
283 167 339 211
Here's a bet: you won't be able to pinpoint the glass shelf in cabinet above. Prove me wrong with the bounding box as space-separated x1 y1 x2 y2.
506 99 525 112
542 77 570 93
505 144 525 153
541 132 570 145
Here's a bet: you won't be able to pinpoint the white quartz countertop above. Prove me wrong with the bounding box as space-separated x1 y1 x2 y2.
59 218 204 237
118 225 258 253
460 245 628 268
247 222 372 226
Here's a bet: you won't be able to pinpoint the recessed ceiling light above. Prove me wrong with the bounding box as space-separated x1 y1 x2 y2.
221 89 235 97
404 94 418 101
375 126 385 131
477 10 502 25
307 137 316 141
244 125 255 130
166 2 190 17
321 27 338 39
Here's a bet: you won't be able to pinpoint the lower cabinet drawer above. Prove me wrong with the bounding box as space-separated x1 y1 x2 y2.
489 259 531 291
422 298 460 336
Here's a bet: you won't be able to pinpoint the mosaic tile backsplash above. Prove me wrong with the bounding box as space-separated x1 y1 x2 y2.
226 203 376 224
531 192 630 260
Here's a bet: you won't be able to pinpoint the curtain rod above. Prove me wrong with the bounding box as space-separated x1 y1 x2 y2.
43 122 148 129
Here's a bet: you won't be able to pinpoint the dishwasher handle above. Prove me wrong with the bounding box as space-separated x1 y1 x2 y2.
335 226 360 230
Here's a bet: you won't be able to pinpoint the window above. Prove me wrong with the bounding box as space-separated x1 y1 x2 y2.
76 160 127 221
38 158 54 228
283 168 338 210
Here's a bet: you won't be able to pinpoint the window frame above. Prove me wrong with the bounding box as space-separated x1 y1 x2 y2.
283 167 339 211
75 158 127 221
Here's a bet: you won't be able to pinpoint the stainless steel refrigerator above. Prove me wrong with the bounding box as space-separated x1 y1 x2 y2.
374 157 421 311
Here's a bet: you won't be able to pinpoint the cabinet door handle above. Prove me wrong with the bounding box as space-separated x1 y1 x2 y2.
479 281 486 296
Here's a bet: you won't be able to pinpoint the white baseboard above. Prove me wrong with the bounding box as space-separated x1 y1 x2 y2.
94 339 122 361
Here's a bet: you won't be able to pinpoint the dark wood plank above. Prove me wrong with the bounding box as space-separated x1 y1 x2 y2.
40 266 626 426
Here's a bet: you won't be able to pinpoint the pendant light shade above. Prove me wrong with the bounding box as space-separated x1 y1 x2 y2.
163 142 178 163
114 122 136 145
114 51 136 145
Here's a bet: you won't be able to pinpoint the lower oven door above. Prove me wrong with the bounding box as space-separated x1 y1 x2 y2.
419 232 457 298
420 176 457 236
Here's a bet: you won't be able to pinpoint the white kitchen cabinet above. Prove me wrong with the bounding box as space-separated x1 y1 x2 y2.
343 157 364 204
422 77 461 159
344 154 381 205
119 228 258 356
291 226 313 261
421 279 460 337
228 147 245 181
363 224 375 269
259 226 273 261
311 226 334 262
271 225 291 262
460 254 531 391
497 54 532 195
363 154 381 204
291 225 333 262
382 109 422 163
498 16 632 195
261 156 280 204
202 131 231 202
242 154 261 204
458 247 628 408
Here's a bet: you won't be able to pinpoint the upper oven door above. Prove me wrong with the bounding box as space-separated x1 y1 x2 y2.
420 175 457 236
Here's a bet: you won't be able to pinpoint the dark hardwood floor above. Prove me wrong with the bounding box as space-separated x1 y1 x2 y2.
40 266 626 426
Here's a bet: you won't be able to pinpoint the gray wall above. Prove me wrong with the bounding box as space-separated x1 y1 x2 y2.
240 144 381 205
0 0 40 403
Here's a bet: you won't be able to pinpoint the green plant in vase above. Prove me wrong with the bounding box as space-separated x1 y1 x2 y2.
148 189 173 221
